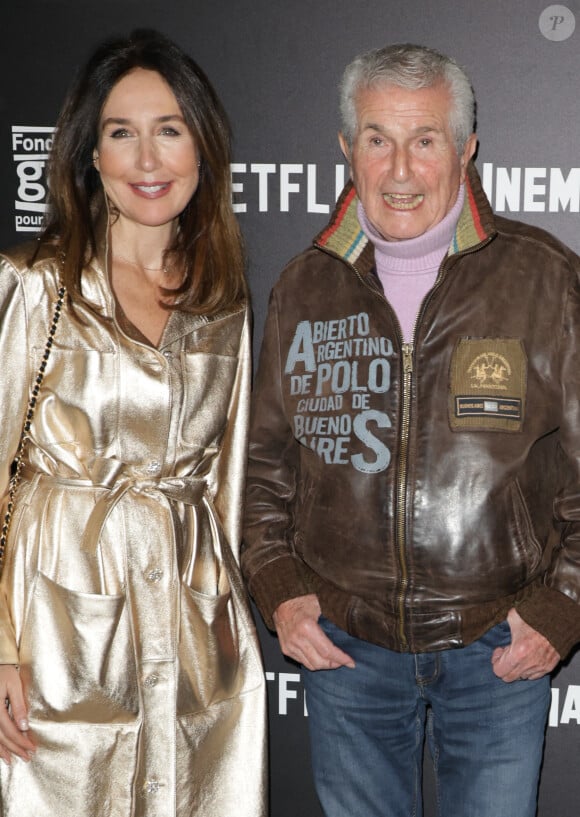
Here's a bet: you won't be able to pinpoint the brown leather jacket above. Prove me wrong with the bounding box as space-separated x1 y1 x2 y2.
242 163 580 657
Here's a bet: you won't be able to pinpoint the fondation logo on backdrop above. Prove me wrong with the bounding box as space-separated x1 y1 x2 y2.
11 126 53 233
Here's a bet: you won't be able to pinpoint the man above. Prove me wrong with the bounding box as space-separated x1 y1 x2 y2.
242 43 580 817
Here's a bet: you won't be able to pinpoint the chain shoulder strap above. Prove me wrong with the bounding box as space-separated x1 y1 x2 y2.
0 282 66 566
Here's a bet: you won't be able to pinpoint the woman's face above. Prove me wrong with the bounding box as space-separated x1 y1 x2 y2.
94 68 199 230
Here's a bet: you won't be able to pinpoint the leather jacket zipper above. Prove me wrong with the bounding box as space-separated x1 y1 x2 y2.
393 261 452 650
396 343 414 649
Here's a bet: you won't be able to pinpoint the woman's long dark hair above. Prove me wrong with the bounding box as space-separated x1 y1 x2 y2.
40 28 245 314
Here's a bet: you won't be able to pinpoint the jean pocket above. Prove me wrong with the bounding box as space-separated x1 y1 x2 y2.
479 619 512 652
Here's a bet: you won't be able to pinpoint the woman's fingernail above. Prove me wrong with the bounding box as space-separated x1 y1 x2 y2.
18 719 29 731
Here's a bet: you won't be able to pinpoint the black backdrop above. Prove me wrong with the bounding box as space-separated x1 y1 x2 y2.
2 2 580 814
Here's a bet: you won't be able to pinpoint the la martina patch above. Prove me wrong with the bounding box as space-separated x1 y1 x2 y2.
449 338 527 431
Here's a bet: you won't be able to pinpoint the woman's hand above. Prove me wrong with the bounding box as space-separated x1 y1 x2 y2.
0 665 35 764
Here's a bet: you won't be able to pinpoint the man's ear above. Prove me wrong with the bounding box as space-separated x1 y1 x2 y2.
460 133 477 181
338 131 354 180
338 131 351 165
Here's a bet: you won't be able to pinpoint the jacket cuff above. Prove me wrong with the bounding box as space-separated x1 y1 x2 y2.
516 585 580 659
246 556 317 631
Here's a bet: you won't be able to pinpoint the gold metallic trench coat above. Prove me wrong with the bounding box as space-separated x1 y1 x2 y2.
0 242 267 817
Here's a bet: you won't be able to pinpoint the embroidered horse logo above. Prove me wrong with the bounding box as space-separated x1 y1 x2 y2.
467 353 511 391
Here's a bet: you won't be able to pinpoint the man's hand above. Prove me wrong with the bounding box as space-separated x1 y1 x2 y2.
273 595 355 671
491 607 560 683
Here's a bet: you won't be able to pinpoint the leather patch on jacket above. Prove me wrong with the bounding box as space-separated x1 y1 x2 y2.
449 338 527 431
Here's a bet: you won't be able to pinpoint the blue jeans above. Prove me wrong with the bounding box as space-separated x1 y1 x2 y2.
302 618 550 817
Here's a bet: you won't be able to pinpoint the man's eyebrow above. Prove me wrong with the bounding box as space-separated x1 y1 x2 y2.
360 122 442 134
360 122 385 133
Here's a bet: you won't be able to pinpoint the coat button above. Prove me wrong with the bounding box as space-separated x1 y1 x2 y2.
144 780 160 794
146 460 161 475
146 569 163 583
143 674 159 688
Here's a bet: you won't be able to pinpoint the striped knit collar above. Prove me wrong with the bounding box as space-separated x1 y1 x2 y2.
314 162 495 272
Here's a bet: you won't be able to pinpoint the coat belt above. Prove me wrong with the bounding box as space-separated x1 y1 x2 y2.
21 459 207 559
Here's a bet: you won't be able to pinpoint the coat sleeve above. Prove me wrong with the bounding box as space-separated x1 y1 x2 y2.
0 254 32 663
242 289 319 630
517 253 580 658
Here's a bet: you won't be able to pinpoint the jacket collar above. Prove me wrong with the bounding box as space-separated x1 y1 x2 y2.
313 161 497 276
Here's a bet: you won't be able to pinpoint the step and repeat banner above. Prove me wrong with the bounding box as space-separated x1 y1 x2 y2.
2 1 580 814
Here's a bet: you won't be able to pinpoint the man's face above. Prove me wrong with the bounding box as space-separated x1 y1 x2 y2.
340 82 477 241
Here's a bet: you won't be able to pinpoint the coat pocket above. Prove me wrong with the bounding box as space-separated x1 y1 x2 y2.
179 352 237 448
35 349 118 448
19 571 139 722
176 580 242 714
508 479 543 577
177 542 264 715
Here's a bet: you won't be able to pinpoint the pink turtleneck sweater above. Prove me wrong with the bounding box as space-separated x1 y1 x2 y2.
357 185 465 342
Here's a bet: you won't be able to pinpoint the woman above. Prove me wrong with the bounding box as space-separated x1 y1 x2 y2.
0 29 266 817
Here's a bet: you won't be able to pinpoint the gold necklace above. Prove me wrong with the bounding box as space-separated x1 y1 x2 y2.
114 253 167 272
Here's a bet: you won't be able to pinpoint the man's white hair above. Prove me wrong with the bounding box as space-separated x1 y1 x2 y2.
340 43 476 154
